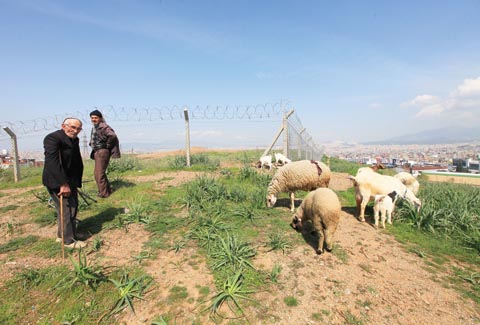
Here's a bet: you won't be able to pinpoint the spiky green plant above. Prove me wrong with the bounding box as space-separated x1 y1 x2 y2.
394 182 480 253
231 205 256 223
210 234 256 271
69 249 106 290
108 272 153 316
266 233 291 254
269 264 282 283
15 268 44 289
205 271 255 319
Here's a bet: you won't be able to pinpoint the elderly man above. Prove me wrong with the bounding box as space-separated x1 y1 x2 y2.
89 109 120 198
42 117 87 248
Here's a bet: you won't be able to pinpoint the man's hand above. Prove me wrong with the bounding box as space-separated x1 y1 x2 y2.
58 183 71 197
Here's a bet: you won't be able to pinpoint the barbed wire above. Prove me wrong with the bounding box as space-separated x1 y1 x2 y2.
0 102 289 140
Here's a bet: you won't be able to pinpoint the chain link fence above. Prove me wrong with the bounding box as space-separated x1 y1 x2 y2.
1 101 323 162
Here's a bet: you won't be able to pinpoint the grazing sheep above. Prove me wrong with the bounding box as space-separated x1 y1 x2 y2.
274 152 292 166
291 188 341 254
349 167 421 222
266 160 331 212
373 191 397 229
394 171 420 195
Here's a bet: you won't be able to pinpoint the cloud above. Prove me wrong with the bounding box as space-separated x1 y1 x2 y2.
453 77 480 97
401 94 439 108
369 102 382 109
403 77 480 124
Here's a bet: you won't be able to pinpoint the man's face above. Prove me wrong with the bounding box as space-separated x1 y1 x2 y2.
90 115 101 124
62 119 82 139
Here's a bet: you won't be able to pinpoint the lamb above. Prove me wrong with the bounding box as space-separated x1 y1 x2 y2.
394 171 420 195
274 152 291 166
258 155 273 170
266 160 331 212
349 167 421 222
373 191 397 229
290 188 341 254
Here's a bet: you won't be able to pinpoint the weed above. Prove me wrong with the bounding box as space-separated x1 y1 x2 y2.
0 235 39 254
107 155 141 173
108 271 153 317
232 205 257 223
266 233 291 254
205 271 254 319
91 235 104 252
210 234 256 271
284 296 298 307
268 264 282 283
171 239 187 253
69 249 106 290
168 285 188 303
132 251 153 264
342 310 365 325
14 268 44 289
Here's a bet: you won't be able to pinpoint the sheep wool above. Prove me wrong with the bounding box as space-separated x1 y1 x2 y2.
291 188 341 254
394 172 420 195
349 168 421 222
266 160 331 212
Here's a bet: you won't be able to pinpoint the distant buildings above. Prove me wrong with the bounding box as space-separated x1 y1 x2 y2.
324 141 480 174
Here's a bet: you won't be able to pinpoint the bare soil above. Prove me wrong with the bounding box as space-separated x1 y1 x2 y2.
0 154 479 324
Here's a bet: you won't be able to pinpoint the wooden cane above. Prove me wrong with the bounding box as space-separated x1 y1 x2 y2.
59 194 65 261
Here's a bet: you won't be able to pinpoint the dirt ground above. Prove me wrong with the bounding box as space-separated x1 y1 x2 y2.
0 155 479 324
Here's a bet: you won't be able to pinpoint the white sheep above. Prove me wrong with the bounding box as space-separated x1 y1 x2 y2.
266 160 331 212
349 167 421 222
274 152 291 166
291 188 341 254
259 155 273 170
373 191 397 229
394 171 420 195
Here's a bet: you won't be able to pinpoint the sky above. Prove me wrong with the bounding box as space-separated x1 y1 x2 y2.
1 0 480 153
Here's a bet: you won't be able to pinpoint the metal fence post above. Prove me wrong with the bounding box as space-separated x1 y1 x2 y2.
183 108 191 167
2 127 20 182
283 109 294 157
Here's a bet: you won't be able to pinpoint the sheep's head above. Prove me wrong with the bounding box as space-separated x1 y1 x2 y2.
266 193 277 208
291 214 303 230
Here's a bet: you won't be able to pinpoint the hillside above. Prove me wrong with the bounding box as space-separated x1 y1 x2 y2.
0 153 479 324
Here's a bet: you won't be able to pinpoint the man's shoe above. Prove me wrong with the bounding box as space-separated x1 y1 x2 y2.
64 241 87 249
75 232 89 241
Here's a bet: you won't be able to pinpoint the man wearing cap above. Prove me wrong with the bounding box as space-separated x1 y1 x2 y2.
89 110 120 198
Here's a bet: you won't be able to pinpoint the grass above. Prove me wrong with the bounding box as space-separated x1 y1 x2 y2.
284 296 298 306
1 151 479 323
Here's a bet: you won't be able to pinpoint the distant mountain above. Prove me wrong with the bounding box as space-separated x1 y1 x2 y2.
363 127 480 145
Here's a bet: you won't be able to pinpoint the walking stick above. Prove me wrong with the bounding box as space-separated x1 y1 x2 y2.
59 194 65 261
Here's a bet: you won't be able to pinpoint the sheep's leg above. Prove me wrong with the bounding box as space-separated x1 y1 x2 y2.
289 192 295 212
381 210 386 228
387 210 392 225
355 190 362 218
312 218 325 254
373 207 379 229
359 197 369 222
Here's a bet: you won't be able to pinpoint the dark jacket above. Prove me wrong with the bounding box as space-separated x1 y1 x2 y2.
42 129 84 189
90 122 121 159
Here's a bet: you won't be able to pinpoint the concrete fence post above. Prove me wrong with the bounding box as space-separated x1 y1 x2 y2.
183 108 191 167
2 126 20 182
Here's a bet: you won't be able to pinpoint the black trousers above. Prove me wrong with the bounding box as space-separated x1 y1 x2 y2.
47 187 79 244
